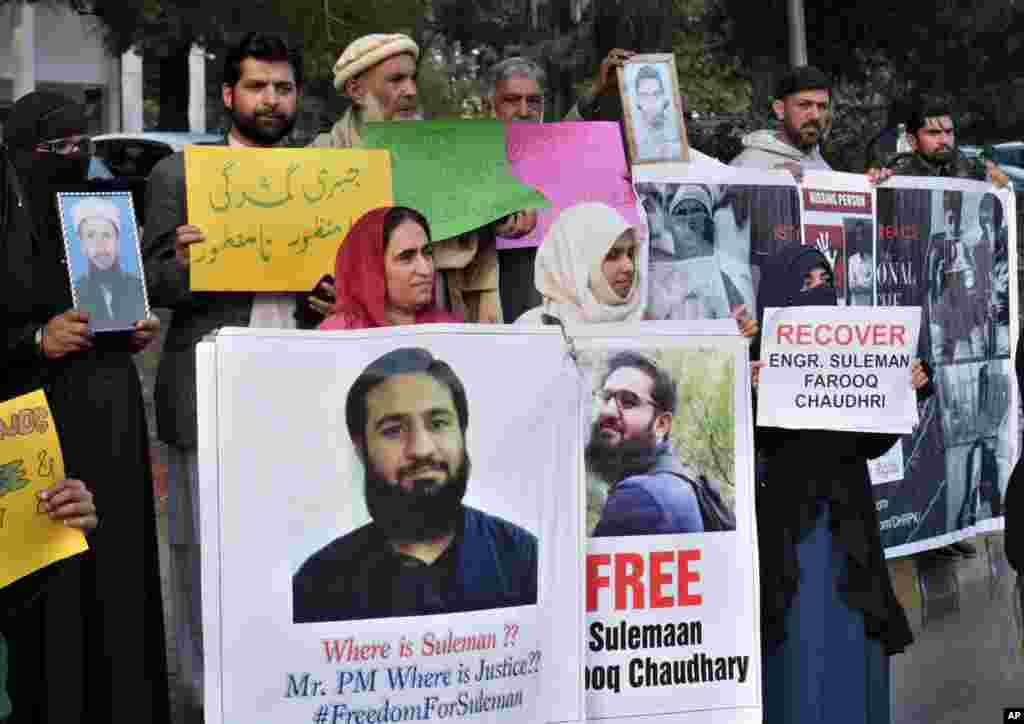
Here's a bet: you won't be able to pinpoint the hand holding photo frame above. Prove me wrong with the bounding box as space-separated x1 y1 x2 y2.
57 192 151 334
617 53 690 165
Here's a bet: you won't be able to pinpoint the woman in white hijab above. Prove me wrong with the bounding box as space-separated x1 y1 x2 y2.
517 202 646 324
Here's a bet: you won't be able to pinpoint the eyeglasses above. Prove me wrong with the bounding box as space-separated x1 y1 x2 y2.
35 135 94 156
594 388 658 411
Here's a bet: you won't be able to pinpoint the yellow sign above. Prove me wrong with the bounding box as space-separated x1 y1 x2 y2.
0 389 87 589
185 147 393 291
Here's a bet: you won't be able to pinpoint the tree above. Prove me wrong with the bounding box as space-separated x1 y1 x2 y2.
5 0 430 129
703 0 1024 136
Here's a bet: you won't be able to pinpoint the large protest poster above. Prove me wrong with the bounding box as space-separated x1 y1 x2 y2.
573 322 760 724
632 164 801 323
196 323 761 724
197 326 582 724
635 167 1017 556
868 178 1018 555
799 177 875 306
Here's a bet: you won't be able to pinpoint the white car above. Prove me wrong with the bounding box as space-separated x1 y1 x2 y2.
92 131 222 178
961 142 1024 184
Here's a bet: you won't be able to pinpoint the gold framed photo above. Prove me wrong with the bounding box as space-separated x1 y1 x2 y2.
617 53 690 165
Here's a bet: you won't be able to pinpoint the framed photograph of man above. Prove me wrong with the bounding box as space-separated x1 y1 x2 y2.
618 54 690 165
57 191 150 333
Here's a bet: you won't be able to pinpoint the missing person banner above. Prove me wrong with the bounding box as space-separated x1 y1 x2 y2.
196 323 761 724
0 389 87 589
632 164 801 323
185 146 393 291
757 306 922 433
197 326 581 724
574 323 760 724
637 166 1017 556
800 179 876 306
867 178 1017 555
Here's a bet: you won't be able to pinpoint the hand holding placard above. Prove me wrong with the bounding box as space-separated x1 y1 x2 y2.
756 306 922 433
0 389 88 589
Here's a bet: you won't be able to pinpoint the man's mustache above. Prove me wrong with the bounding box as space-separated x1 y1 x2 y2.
397 461 449 479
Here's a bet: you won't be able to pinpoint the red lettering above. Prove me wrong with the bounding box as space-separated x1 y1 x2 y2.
586 554 611 612
814 323 832 345
586 550 704 611
615 553 645 610
777 324 794 344
835 324 852 345
890 324 906 346
795 324 812 345
649 551 674 608
677 550 703 606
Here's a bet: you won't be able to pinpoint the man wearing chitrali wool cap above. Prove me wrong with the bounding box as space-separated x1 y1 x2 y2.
311 33 421 148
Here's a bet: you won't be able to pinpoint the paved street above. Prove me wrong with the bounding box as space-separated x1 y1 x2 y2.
890 537 1024 723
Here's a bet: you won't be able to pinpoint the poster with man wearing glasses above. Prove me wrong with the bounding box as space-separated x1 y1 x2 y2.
584 347 737 537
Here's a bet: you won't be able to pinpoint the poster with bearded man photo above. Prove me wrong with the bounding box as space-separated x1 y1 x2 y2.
575 327 761 723
196 326 582 724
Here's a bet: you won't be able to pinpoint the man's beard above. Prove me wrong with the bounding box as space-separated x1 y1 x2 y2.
922 145 954 164
361 91 422 122
585 423 660 485
88 258 123 283
364 452 470 542
229 106 296 146
785 119 823 152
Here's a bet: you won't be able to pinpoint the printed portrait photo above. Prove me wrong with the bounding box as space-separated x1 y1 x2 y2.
58 192 149 333
637 182 765 322
291 346 540 623
619 55 688 164
580 346 737 537
923 189 1006 364
844 218 874 306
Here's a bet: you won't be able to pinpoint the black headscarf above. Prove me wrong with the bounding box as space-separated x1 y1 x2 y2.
2 91 90 243
752 243 836 359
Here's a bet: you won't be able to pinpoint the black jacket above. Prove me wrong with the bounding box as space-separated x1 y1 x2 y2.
74 268 148 331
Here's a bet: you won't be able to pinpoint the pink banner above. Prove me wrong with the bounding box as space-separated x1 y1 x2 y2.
501 122 642 250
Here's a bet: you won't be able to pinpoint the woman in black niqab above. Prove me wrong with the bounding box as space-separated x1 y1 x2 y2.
0 92 170 724
753 244 931 724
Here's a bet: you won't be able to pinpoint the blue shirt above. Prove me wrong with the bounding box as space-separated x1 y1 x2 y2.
592 443 704 536
293 505 537 623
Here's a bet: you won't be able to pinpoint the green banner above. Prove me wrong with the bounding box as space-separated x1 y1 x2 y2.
361 120 550 241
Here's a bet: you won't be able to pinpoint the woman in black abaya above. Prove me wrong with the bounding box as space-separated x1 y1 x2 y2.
0 92 169 723
753 244 931 724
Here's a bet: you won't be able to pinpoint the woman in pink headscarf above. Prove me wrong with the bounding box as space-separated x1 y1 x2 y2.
319 206 461 330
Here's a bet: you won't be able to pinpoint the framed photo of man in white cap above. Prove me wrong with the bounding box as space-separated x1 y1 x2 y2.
618 54 690 165
57 191 150 333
